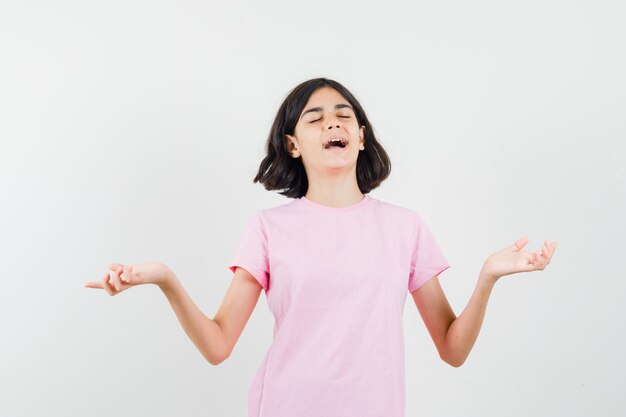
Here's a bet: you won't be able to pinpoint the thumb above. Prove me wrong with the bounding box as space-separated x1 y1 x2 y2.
108 262 123 271
120 265 134 283
511 236 529 252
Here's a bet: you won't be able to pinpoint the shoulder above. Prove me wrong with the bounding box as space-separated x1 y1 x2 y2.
254 198 299 218
372 199 446 243
373 198 422 223
244 198 302 232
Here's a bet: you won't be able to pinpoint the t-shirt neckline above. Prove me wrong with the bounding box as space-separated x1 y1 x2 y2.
298 194 372 212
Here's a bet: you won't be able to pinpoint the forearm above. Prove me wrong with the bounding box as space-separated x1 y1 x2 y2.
159 272 227 365
444 270 496 367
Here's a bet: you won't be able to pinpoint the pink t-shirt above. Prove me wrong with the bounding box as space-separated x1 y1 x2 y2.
227 194 450 417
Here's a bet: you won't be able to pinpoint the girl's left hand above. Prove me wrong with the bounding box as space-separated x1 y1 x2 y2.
481 237 558 283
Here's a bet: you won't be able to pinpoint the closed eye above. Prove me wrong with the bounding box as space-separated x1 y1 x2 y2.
309 116 351 123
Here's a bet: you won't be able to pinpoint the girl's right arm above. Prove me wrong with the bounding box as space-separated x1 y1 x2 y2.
160 267 264 366
85 262 264 366
159 272 229 366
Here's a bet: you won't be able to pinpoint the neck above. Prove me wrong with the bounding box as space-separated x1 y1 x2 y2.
304 188 365 208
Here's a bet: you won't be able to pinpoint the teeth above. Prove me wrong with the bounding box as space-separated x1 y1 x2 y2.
325 139 346 148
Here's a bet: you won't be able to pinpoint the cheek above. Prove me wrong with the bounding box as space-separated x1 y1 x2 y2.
296 127 319 143
349 124 362 137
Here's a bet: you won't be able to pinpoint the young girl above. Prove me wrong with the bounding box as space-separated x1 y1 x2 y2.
85 77 557 417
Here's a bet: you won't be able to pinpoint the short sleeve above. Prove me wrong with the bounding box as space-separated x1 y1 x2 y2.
227 211 270 291
408 212 451 293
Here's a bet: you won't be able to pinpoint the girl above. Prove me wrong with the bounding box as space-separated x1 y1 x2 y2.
85 77 557 417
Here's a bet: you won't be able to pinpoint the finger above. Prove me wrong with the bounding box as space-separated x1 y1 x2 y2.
547 239 554 251
103 274 116 296
547 240 557 250
513 236 529 251
535 251 547 269
108 262 123 271
85 272 110 290
120 265 133 284
545 243 554 263
544 240 555 258
108 271 121 294
110 266 123 291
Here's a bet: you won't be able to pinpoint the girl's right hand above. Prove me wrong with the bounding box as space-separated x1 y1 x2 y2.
84 262 173 296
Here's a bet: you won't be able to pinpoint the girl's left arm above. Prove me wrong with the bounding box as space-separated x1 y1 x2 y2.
412 237 557 367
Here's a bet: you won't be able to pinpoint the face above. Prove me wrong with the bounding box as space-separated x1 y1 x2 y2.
285 87 365 173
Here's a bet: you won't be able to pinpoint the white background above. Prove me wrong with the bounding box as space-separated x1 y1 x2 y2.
1 0 624 416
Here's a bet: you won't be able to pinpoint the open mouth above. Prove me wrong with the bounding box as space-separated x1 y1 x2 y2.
324 138 348 150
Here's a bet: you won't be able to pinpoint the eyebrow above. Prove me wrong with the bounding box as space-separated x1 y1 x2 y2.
300 103 354 119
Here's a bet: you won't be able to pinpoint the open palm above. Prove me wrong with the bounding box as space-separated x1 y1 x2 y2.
482 236 558 281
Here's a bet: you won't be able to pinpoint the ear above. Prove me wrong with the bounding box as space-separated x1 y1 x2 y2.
359 125 365 150
284 134 300 158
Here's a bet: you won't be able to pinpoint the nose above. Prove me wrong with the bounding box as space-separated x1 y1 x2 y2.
325 117 342 130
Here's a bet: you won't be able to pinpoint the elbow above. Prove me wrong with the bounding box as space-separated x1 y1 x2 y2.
205 331 232 366
206 349 230 366
207 354 226 366
446 358 465 368
440 351 465 368
207 357 221 366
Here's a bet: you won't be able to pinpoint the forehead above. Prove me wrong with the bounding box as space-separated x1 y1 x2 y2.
305 87 348 106
299 87 353 120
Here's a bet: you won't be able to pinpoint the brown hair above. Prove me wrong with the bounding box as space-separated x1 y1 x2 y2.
253 77 392 198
